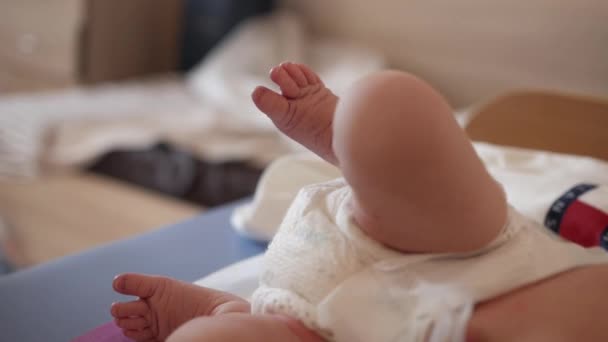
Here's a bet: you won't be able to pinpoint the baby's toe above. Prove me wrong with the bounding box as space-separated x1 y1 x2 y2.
298 63 322 85
115 317 149 331
270 65 301 98
123 328 155 342
111 300 149 319
282 62 308 87
252 86 289 118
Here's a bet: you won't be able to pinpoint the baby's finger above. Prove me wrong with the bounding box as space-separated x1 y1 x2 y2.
115 317 149 330
113 273 157 298
111 300 149 318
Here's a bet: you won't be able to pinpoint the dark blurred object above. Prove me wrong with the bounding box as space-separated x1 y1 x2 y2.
0 251 13 275
180 0 274 71
184 158 263 207
82 0 183 84
0 218 17 274
89 143 264 207
89 143 197 198
0 0 182 93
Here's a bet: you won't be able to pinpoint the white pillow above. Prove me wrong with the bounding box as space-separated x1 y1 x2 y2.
475 142 608 248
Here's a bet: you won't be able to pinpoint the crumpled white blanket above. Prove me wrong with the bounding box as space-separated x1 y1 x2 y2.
197 142 608 305
0 10 384 179
232 142 608 241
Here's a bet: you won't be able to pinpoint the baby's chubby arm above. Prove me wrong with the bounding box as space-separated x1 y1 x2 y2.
168 290 324 342
169 312 324 342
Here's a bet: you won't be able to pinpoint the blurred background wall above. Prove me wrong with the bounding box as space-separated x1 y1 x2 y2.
2 0 605 106
280 0 608 107
0 0 274 93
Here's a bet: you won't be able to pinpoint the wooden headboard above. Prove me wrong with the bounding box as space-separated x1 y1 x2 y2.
465 91 608 162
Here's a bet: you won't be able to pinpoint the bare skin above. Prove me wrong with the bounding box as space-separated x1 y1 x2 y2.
259 63 506 253
111 273 248 341
112 62 608 342
333 70 506 253
110 63 336 341
111 273 323 342
469 263 608 342
252 62 339 165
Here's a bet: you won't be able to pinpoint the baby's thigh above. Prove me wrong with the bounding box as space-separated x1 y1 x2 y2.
468 264 608 342
167 313 323 342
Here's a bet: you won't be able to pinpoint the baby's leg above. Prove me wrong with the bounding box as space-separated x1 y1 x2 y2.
168 313 324 342
468 264 608 341
333 71 507 253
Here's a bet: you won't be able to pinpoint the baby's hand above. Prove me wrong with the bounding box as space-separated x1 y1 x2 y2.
110 273 249 341
252 62 339 165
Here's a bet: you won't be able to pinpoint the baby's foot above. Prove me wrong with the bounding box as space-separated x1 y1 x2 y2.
111 273 249 341
252 62 339 165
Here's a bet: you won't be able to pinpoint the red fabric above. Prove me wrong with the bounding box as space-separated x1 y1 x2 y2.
560 200 608 248
71 322 133 342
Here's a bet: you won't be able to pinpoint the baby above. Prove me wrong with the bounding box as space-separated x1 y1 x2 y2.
111 63 608 341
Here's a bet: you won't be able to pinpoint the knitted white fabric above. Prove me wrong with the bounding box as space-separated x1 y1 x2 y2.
251 178 608 342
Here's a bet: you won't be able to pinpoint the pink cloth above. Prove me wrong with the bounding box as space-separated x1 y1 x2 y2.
72 322 133 342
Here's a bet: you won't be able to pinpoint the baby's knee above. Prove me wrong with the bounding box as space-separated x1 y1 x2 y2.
333 69 453 169
338 70 450 120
